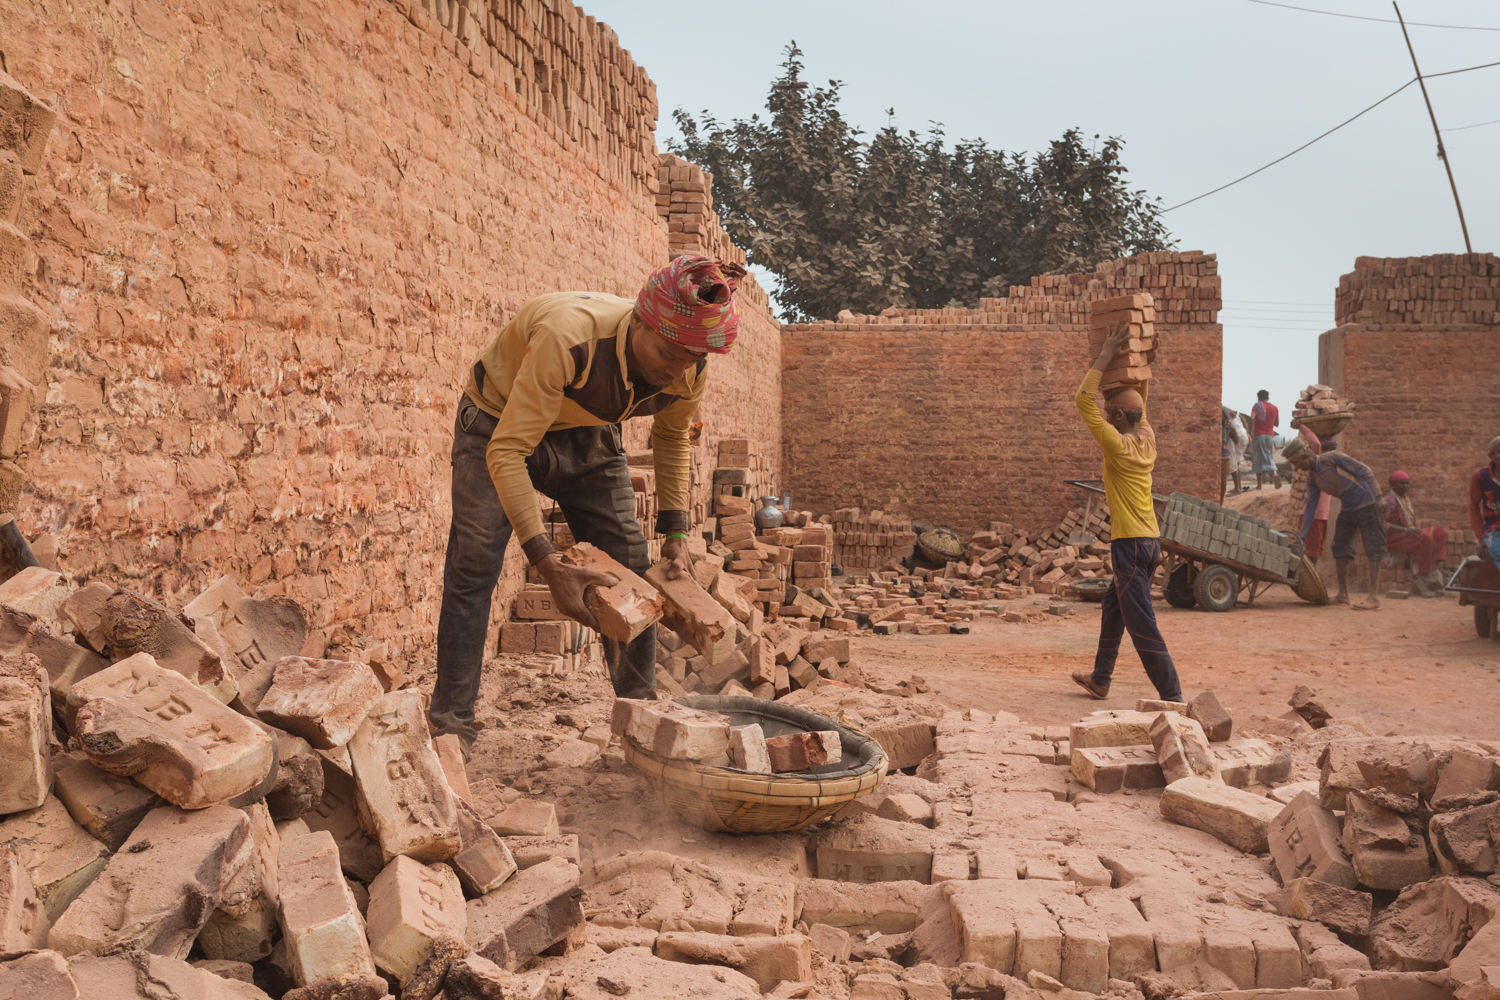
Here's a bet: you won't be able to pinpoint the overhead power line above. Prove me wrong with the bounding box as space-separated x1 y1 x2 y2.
1243 0 1500 31
1162 80 1414 212
1224 299 1328 306
1446 116 1500 131
1162 57 1500 213
1425 59 1500 79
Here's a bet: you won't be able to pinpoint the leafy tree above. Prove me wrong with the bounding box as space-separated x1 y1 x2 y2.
671 45 1175 323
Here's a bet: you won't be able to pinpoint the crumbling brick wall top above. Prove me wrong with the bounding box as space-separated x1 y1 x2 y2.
785 250 1221 331
1334 252 1499 328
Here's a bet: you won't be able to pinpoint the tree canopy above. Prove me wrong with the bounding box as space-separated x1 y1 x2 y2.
671 45 1176 323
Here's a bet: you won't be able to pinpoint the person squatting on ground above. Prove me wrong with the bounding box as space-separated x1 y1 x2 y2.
1070 329 1183 703
1383 470 1447 591
1284 436 1385 610
1250 389 1279 489
428 255 747 753
1471 437 1500 565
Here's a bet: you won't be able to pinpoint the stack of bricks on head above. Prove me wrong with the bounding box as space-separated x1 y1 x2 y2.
1089 292 1157 397
0 562 576 999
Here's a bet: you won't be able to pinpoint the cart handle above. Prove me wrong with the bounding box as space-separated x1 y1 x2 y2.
1446 557 1500 597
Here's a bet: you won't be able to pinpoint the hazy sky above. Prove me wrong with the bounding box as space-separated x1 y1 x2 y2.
586 0 1498 418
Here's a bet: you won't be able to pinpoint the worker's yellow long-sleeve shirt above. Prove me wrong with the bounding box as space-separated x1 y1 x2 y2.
1075 369 1159 540
462 292 705 562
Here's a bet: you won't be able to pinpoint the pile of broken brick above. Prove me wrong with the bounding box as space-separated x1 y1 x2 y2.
0 563 582 999
460 674 1500 1000
1066 685 1500 1000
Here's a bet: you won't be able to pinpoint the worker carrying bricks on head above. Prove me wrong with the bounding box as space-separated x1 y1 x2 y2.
430 255 748 753
1283 436 1385 610
1383 471 1447 595
1070 329 1183 703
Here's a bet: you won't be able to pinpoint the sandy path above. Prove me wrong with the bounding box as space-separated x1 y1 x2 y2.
851 586 1500 741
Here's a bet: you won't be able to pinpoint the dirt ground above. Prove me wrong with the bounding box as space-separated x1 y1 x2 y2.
852 585 1500 742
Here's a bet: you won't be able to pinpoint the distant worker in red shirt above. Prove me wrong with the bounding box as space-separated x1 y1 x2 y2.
1250 390 1279 490
1471 437 1500 565
1383 471 1446 593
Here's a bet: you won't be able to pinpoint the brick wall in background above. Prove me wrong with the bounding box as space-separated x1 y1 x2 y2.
780 252 1224 534
781 323 1223 535
1 0 774 669
1322 325 1499 533
1320 253 1500 536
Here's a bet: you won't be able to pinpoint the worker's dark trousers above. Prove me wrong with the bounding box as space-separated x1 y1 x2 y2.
1090 536 1183 701
429 396 657 748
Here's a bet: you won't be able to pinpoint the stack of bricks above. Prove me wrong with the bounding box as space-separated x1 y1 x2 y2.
829 510 918 576
1334 253 1500 327
1089 294 1157 394
399 0 661 199
809 251 1220 329
1291 384 1354 425
628 461 660 546
714 493 791 613
762 521 833 594
653 155 771 314
710 439 772 509
1161 493 1299 579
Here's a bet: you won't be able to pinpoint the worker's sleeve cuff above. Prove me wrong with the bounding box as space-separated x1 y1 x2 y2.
656 510 691 534
521 534 557 565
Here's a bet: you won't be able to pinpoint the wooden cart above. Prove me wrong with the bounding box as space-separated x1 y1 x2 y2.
1446 557 1500 641
1064 480 1327 613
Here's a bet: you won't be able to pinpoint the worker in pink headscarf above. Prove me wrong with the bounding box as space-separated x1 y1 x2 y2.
430 255 748 752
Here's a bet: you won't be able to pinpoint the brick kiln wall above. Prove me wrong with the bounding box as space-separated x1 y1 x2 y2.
1 0 775 666
1318 253 1499 535
780 252 1223 535
1321 324 1500 533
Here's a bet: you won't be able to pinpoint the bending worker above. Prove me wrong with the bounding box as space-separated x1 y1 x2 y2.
1283 436 1384 610
429 255 746 752
1070 329 1183 703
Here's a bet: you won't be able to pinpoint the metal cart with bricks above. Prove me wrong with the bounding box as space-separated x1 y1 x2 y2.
1158 492 1326 611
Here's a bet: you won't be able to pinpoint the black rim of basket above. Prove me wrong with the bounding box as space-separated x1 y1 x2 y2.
669 694 889 781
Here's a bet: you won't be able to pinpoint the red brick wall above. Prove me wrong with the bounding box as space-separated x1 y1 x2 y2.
2 0 775 668
1321 324 1499 532
781 323 1223 535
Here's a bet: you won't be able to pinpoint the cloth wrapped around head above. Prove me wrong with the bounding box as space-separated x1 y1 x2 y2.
635 254 748 354
1282 437 1309 460
1389 470 1410 484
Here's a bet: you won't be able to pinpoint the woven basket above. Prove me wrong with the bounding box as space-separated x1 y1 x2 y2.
622 696 889 835
917 527 963 564
1290 411 1354 437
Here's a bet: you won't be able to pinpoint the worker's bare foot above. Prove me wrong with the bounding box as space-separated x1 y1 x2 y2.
1332 592 1350 606
1352 599 1379 611
1071 671 1109 700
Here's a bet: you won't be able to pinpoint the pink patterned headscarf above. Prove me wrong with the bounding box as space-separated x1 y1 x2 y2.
635 255 747 354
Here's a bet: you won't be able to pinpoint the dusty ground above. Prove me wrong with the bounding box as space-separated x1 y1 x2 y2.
853 586 1500 742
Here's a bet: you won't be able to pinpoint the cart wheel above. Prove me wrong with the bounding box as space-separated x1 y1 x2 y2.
1166 564 1196 609
1194 564 1239 612
1477 606 1491 639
